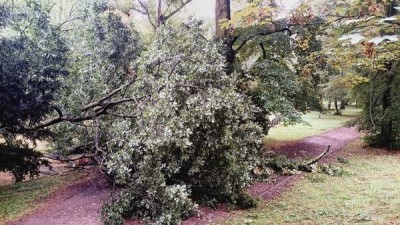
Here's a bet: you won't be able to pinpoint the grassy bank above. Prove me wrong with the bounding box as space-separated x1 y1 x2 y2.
223 139 400 224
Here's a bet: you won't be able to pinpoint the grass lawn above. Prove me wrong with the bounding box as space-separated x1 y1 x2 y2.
0 172 84 224
265 107 361 144
223 139 400 225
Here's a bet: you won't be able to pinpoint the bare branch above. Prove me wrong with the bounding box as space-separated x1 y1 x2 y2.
234 19 294 53
306 145 331 166
134 0 157 30
259 43 267 59
81 78 136 112
163 0 192 21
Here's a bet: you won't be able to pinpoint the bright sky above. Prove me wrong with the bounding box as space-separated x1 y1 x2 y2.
181 0 301 20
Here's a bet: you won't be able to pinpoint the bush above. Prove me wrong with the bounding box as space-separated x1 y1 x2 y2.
0 145 48 182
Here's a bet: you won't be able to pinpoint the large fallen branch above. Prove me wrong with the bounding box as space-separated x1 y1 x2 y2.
306 145 331 166
43 153 96 163
297 145 331 172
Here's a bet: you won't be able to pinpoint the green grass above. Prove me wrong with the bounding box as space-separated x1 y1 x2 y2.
223 140 400 225
0 172 83 224
265 107 361 143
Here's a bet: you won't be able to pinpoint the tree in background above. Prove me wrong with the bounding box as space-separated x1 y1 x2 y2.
0 1 67 181
324 0 400 148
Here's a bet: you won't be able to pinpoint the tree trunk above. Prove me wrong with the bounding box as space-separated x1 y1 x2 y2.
157 0 164 26
215 0 231 38
327 100 331 110
334 99 340 115
215 0 235 74
340 100 346 109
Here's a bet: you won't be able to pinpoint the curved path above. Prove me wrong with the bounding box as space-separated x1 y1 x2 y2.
8 126 360 225
248 126 360 199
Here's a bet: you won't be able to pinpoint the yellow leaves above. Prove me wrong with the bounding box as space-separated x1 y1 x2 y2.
296 38 310 51
333 75 370 89
219 2 278 31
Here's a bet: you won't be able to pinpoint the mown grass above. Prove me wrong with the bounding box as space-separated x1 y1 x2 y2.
264 107 361 145
0 172 83 224
223 140 400 225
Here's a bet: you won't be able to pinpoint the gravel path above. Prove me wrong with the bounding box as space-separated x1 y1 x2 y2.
8 126 360 225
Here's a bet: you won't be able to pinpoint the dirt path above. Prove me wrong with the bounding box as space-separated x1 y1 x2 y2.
7 172 110 225
8 126 360 225
248 126 360 200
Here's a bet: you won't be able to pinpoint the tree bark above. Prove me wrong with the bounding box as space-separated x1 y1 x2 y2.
334 99 340 115
215 0 231 38
157 0 164 26
340 100 346 109
215 0 236 74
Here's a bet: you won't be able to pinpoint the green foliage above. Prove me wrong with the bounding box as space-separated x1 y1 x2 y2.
0 0 67 181
50 0 142 155
102 183 196 225
0 145 48 182
244 58 302 126
323 0 400 148
101 21 264 223
358 70 400 148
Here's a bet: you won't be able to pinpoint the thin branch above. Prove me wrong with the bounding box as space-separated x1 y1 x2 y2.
135 0 157 30
81 78 135 112
259 43 267 59
164 0 192 21
306 145 331 166
94 118 104 154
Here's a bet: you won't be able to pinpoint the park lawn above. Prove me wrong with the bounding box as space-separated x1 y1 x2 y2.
265 107 361 144
223 139 400 225
0 172 84 224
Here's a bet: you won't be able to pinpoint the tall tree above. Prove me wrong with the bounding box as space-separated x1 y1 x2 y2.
0 1 67 181
325 0 400 148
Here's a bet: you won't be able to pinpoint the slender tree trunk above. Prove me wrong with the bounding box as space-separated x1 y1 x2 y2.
334 99 340 115
215 0 231 38
340 100 346 109
327 100 331 110
157 0 163 26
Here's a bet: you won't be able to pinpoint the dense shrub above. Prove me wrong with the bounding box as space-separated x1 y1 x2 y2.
0 1 66 181
0 145 48 182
